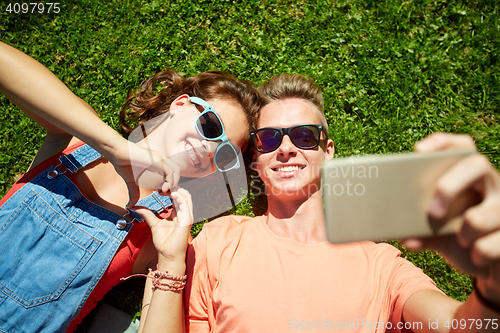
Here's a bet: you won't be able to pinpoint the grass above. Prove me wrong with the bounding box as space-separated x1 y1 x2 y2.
1 0 499 316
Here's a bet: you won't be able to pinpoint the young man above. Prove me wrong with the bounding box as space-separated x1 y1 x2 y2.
138 74 500 333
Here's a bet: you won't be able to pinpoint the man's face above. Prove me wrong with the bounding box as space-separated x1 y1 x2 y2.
254 98 334 199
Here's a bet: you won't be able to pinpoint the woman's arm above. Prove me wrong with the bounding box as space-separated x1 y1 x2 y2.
0 42 180 205
139 259 187 333
0 41 125 161
135 188 194 333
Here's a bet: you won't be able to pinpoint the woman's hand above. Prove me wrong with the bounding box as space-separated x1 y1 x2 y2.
403 133 500 307
135 188 191 333
133 188 193 264
110 141 181 207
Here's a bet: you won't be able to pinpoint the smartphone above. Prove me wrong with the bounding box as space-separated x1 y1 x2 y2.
321 149 475 244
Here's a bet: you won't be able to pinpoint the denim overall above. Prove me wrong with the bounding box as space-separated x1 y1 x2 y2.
0 144 172 333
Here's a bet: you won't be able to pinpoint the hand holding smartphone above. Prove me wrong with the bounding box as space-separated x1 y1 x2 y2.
321 149 475 244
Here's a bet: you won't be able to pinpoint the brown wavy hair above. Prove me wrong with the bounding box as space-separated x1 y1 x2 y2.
119 70 260 138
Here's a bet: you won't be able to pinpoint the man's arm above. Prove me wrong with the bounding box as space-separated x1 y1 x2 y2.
403 289 500 333
401 133 500 332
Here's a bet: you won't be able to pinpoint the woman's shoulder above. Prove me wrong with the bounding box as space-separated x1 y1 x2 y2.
27 136 82 171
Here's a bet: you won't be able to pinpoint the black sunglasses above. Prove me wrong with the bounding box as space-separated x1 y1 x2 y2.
250 124 326 153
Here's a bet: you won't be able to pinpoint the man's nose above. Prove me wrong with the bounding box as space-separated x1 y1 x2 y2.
277 134 297 156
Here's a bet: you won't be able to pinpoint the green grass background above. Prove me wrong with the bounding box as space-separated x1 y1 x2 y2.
1 0 499 319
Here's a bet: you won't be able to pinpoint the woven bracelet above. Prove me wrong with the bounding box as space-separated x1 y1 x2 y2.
148 268 187 292
120 267 187 293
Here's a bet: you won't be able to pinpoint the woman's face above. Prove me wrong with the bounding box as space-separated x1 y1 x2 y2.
144 96 248 178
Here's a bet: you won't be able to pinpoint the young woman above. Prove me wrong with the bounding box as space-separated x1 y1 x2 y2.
0 42 259 333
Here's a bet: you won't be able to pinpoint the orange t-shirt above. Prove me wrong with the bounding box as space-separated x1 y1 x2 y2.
185 215 442 333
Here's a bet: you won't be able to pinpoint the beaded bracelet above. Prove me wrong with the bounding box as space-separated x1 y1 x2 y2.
472 278 500 314
120 266 187 293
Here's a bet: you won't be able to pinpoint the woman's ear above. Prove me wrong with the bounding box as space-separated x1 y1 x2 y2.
169 94 190 116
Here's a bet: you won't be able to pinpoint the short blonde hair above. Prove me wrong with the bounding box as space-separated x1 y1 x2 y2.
257 74 328 131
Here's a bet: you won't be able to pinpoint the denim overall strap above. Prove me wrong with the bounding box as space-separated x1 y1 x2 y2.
129 192 173 221
60 144 172 225
59 144 103 173
0 143 171 333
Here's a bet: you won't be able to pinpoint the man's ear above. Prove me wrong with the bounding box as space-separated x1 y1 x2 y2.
324 139 335 161
169 94 190 116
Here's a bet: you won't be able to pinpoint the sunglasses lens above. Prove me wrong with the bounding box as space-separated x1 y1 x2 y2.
215 143 239 171
255 129 281 152
290 125 320 149
197 111 223 139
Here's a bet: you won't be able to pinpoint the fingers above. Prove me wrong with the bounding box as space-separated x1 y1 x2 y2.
458 199 500 247
470 230 500 267
139 153 180 194
429 153 500 254
132 204 192 261
414 132 477 153
132 188 194 228
170 188 194 227
430 152 500 259
159 157 181 194
459 199 500 268
401 235 488 277
429 154 491 219
125 181 141 208
127 143 181 194
132 206 161 230
408 134 500 283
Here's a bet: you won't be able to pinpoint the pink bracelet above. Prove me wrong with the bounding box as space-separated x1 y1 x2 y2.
147 268 187 292
120 266 187 293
